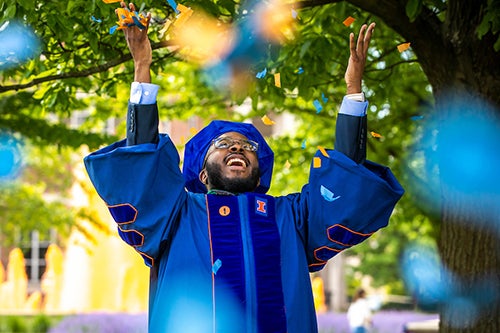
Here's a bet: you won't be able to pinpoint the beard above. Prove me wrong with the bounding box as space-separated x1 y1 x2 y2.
205 161 260 193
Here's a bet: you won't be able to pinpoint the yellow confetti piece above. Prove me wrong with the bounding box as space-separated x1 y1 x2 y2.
343 16 355 27
175 4 194 27
317 146 330 158
284 160 291 169
102 0 121 3
313 157 322 168
261 115 276 126
370 131 383 138
190 127 198 136
397 42 411 52
274 73 281 88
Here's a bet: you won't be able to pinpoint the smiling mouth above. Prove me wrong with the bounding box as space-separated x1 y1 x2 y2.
226 154 250 168
226 156 248 168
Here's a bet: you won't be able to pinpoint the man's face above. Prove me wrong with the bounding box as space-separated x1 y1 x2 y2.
199 132 260 193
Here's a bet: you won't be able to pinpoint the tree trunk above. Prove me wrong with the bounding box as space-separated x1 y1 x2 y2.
434 93 500 333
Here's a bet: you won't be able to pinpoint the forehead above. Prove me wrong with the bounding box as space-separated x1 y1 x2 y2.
216 131 249 141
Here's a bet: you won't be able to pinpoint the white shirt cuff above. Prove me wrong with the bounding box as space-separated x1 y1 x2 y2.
130 82 159 104
339 95 368 116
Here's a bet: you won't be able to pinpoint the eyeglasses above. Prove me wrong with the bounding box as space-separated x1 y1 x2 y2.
212 136 259 152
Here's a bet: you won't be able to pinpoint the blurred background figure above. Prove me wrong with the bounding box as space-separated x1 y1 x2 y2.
347 288 372 333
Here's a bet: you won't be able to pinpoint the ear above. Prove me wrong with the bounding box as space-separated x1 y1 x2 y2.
199 169 208 185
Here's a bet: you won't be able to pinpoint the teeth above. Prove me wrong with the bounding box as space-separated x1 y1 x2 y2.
227 158 247 167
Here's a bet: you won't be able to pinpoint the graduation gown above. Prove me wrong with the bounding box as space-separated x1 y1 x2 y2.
84 103 404 333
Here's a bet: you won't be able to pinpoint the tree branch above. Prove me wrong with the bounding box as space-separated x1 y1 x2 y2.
0 41 175 93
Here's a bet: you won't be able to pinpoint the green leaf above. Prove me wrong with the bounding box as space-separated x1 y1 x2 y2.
405 0 422 22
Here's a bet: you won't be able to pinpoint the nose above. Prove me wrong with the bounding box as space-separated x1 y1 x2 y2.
228 140 244 152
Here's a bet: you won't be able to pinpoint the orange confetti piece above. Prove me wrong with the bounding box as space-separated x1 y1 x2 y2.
284 160 291 169
274 73 281 88
261 115 276 126
313 157 322 168
343 16 355 27
397 42 411 52
370 131 383 138
317 146 330 158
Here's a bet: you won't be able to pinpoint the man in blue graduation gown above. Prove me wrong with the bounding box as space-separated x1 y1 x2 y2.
84 3 404 332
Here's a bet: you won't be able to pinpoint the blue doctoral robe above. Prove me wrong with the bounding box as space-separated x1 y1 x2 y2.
85 98 403 332
84 130 403 332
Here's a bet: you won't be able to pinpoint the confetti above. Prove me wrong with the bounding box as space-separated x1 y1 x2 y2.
284 160 291 169
102 0 121 3
0 21 41 70
255 0 296 43
91 16 102 23
397 42 411 52
171 9 233 65
274 73 281 88
318 146 330 158
295 67 304 74
411 115 424 121
321 92 328 103
261 115 276 125
291 8 298 19
112 7 149 32
190 127 198 136
320 185 341 202
370 131 383 138
0 133 24 181
313 99 323 113
313 157 321 168
256 68 267 79
167 0 180 14
174 4 194 27
212 258 222 275
301 139 307 149
343 16 355 27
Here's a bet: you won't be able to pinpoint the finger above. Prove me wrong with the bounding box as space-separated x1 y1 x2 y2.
349 32 357 58
363 23 376 53
357 24 367 53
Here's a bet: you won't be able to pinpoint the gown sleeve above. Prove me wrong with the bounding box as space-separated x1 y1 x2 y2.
299 149 404 272
83 133 187 267
296 99 404 271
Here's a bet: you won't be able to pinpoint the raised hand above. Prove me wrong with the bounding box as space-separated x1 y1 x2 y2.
118 2 152 83
344 23 376 94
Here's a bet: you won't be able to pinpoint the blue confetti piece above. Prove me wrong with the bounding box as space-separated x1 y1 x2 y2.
291 9 298 19
410 115 424 121
296 67 304 74
256 68 267 79
212 259 222 275
301 139 307 149
321 92 328 103
109 25 118 34
91 16 102 23
313 99 323 113
320 185 341 202
132 14 146 30
167 0 180 14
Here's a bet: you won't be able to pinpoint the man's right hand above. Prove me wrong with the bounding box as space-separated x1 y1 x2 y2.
119 2 152 83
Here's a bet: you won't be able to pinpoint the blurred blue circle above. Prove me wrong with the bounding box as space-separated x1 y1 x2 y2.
0 133 24 181
0 20 41 70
